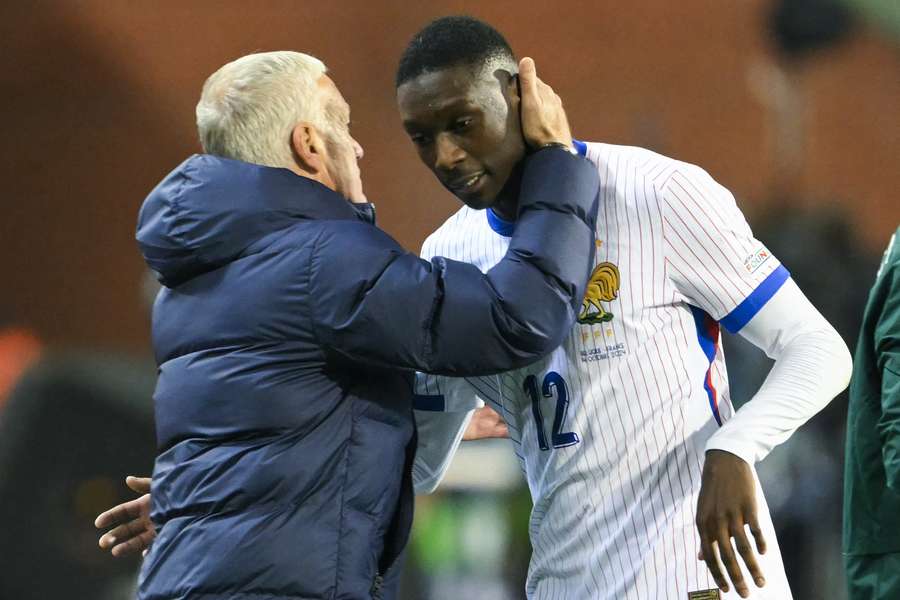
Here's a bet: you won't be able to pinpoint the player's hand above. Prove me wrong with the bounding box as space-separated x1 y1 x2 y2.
462 406 509 441
696 450 767 598
517 57 572 149
95 475 156 558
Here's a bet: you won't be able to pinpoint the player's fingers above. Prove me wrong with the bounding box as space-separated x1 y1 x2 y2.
699 535 728 593
95 501 139 529
99 530 116 550
518 57 537 100
747 511 767 555
717 529 748 598
99 518 142 549
111 529 154 558
126 476 151 494
732 525 766 589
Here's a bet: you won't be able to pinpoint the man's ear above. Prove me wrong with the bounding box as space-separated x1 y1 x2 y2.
290 122 326 174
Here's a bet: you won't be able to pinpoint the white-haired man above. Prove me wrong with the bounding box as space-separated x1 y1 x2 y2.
122 50 602 600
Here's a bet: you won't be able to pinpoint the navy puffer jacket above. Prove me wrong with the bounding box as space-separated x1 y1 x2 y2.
135 149 598 599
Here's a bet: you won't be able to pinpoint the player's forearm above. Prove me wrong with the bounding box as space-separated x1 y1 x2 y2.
706 280 852 464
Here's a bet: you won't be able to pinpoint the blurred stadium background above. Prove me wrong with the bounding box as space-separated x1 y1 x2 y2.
1 1 898 598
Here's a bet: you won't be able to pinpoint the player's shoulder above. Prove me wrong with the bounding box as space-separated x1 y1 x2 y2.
582 141 719 192
420 204 484 256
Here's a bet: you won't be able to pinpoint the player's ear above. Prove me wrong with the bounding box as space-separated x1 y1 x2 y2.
290 122 326 174
506 70 521 109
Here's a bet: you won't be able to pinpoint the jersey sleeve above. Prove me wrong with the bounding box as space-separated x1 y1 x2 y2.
412 372 483 494
705 278 852 464
661 165 789 333
413 371 484 412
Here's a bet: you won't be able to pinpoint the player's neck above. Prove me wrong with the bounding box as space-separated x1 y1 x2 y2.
491 165 523 221
491 195 518 221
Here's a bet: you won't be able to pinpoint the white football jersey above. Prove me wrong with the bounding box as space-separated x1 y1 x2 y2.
414 142 793 599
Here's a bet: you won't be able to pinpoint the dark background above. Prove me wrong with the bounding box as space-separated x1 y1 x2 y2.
1 0 897 351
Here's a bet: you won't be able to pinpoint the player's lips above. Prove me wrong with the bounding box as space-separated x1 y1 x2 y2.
445 171 486 194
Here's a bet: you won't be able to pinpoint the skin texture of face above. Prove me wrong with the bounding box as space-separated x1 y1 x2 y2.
397 63 527 220
316 76 366 203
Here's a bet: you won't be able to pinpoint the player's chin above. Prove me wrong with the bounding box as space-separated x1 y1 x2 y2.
458 196 495 211
450 184 502 211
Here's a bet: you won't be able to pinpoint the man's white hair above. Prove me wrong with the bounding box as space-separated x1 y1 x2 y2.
196 51 328 168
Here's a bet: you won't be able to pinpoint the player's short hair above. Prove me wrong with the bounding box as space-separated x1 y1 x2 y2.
196 51 332 169
396 16 517 88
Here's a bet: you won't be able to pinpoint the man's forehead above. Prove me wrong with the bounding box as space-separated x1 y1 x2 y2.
318 75 350 114
397 65 497 116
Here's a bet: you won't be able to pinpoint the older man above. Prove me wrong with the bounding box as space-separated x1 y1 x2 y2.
126 50 598 600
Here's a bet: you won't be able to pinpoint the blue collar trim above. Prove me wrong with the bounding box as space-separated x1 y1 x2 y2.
573 139 587 156
486 208 515 237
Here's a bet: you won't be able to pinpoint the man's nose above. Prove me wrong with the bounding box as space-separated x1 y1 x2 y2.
352 138 364 160
434 134 465 172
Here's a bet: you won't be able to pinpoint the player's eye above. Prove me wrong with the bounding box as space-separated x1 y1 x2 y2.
410 133 432 147
451 118 474 132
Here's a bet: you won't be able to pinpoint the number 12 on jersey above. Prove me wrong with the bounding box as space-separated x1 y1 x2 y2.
524 372 580 451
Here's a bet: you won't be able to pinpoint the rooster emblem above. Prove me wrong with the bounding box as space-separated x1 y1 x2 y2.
578 262 620 324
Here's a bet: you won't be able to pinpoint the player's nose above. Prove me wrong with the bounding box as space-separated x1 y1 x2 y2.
352 137 364 160
434 134 465 172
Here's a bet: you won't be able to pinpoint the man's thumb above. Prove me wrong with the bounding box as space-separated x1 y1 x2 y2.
518 57 536 91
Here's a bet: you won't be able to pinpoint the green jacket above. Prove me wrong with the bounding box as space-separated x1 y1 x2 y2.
844 226 900 555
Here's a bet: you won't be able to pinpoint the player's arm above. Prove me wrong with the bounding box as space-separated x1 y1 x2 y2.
705 278 852 464
412 372 481 494
310 148 597 375
412 372 508 494
414 409 477 494
875 253 900 491
697 278 850 595
662 163 851 597
310 60 598 376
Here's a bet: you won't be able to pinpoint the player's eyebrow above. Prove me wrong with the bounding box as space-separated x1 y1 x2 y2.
401 99 481 131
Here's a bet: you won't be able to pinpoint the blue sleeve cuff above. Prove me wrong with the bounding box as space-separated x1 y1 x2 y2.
413 394 445 412
720 265 790 333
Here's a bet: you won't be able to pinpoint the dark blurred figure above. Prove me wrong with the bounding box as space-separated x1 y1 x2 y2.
0 350 156 599
843 226 900 599
769 0 856 60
